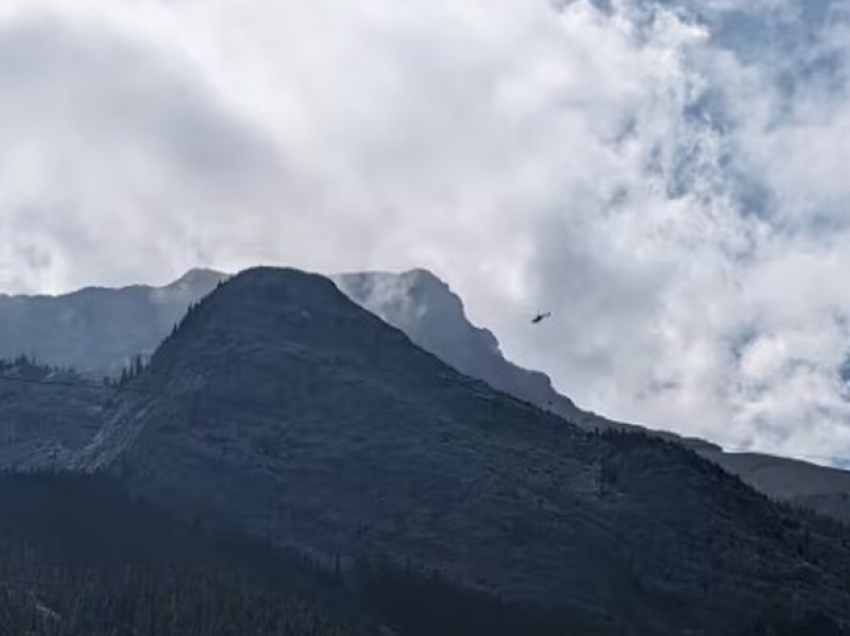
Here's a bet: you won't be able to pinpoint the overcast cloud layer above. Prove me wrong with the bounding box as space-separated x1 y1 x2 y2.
2 0 850 463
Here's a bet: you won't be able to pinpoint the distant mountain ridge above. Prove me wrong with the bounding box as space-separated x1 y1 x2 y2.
2 267 850 522
0 268 226 375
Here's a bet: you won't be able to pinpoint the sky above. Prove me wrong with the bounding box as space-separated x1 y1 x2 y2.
1 0 850 463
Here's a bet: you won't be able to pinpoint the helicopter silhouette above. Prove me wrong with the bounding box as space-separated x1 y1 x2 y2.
531 311 552 325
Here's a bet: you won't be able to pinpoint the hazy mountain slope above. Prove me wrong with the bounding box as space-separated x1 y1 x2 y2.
0 269 226 375
705 451 850 523
75 267 850 634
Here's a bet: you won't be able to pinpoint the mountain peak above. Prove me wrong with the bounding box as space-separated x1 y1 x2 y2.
225 266 336 294
399 267 450 286
165 268 228 291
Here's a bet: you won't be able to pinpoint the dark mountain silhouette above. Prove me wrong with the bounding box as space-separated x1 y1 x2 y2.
2 267 850 522
71 267 850 634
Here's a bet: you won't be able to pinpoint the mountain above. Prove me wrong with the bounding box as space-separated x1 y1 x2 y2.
70 267 850 633
334 269 711 442
334 269 850 520
2 267 850 523
334 270 584 426
0 268 226 375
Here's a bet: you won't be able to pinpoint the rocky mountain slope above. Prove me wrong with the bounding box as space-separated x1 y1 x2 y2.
70 267 850 634
3 267 850 522
333 269 588 425
334 269 711 442
331 272 742 443
334 269 850 520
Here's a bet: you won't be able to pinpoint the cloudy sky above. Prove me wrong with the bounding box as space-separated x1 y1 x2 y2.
2 0 850 463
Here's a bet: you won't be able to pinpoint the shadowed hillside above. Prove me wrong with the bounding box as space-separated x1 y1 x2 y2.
0 472 646 636
71 267 850 634
0 357 106 470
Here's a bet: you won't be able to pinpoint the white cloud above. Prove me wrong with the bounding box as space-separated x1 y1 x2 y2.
1 0 850 463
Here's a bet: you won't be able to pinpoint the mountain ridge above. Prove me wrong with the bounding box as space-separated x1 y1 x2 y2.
2 266 850 523
0 268 228 375
63 267 850 632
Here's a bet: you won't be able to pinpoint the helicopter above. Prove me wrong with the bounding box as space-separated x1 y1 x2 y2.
531 311 552 325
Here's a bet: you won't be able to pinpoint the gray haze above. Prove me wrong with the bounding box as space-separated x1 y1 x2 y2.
2 0 850 460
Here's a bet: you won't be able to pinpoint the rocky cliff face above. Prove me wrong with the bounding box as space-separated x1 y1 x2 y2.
334 270 585 425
